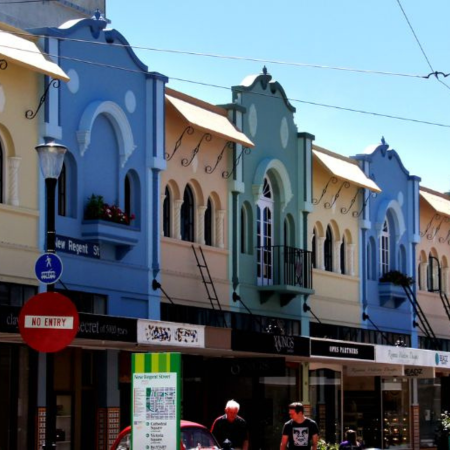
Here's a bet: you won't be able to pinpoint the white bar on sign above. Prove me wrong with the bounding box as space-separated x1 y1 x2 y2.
24 315 74 329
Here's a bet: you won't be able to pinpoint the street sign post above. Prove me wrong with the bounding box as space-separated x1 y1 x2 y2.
35 253 63 284
18 292 79 353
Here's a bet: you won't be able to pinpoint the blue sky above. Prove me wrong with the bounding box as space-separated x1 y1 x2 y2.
107 0 450 193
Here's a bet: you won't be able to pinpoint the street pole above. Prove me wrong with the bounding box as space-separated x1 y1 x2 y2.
36 142 67 450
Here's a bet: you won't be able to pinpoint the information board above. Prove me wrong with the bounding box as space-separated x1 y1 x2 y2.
131 353 181 450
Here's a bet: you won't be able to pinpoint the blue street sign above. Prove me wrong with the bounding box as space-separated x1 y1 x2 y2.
35 253 63 284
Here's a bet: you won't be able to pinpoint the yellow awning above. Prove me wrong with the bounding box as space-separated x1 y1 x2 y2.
313 149 381 192
420 189 450 218
0 30 69 81
166 93 254 148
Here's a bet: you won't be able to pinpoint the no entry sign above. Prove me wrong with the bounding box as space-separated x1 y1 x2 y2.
19 292 79 353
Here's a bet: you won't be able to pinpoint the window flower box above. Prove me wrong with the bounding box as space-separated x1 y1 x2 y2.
81 219 139 247
378 281 408 308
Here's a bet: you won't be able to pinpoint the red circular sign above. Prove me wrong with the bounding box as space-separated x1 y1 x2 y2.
19 292 79 353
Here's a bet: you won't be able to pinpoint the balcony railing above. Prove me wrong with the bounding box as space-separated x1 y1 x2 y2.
256 245 313 290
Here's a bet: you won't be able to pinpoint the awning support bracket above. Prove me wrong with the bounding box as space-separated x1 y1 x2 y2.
25 78 60 120
420 213 441 239
352 191 377 218
324 180 350 209
429 215 449 240
165 125 194 161
205 141 233 174
222 147 251 179
182 132 212 167
0 60 7 70
341 187 362 215
312 176 337 205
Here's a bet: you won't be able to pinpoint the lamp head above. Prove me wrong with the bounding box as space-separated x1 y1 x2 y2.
35 142 67 179
362 313 369 321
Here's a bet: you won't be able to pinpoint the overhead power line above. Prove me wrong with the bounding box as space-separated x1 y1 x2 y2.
0 40 449 129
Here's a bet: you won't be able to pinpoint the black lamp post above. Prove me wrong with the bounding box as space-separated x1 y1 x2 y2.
35 141 67 450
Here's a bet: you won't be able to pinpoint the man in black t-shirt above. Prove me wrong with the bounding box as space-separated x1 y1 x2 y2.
280 402 319 450
211 399 249 450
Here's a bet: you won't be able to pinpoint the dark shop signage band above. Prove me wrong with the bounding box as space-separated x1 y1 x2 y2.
311 338 375 361
231 330 310 356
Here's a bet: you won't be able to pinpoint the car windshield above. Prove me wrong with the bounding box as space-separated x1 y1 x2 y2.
181 426 219 450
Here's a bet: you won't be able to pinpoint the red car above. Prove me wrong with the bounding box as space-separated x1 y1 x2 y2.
111 420 220 450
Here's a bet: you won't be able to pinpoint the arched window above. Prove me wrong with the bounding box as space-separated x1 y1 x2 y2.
324 226 333 272
311 228 317 269
205 198 213 246
427 253 440 292
57 163 67 216
257 177 274 285
124 173 131 218
340 235 346 275
380 219 390 276
181 185 194 242
163 186 171 237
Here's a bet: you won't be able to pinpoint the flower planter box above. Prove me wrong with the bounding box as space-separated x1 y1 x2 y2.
81 220 139 247
378 282 407 308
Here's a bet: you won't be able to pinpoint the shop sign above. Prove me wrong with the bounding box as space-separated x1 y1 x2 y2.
231 330 310 356
131 352 181 450
137 320 205 348
77 313 137 342
404 366 435 378
345 365 403 377
434 352 450 369
212 357 286 377
375 345 435 367
56 234 100 259
0 305 20 333
311 338 375 361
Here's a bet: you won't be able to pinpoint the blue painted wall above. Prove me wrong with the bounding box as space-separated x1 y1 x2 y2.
33 14 167 319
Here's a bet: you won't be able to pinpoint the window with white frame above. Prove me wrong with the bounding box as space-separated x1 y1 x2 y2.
380 219 390 276
257 177 274 285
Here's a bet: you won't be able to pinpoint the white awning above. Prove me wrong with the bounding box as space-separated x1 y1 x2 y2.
0 30 69 81
313 149 381 192
420 189 450 218
166 93 254 148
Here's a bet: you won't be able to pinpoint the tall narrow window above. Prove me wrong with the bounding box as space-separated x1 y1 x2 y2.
380 219 390 276
324 226 333 272
340 236 346 274
181 185 194 242
124 173 131 218
205 198 213 246
311 228 316 269
163 186 171 237
427 254 440 292
257 177 274 285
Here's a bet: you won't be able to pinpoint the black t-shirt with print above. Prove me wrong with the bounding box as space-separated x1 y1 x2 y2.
282 417 319 449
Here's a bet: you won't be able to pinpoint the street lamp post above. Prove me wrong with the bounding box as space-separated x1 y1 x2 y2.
35 142 67 450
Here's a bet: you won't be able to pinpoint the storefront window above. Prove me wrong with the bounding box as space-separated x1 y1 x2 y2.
418 378 441 448
382 377 410 449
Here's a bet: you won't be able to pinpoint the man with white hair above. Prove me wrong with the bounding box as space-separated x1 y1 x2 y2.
211 399 249 450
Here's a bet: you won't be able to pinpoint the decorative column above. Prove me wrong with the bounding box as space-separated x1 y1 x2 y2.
197 205 207 245
419 262 428 291
317 237 325 270
347 243 356 276
334 240 342 274
216 209 225 248
8 156 21 206
174 199 183 240
443 267 449 295
160 191 166 236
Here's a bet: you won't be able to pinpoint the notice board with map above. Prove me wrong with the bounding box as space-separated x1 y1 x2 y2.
131 353 181 449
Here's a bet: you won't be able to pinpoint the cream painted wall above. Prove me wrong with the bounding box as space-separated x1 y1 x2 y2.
308 147 362 327
416 194 450 339
0 60 41 284
160 98 231 310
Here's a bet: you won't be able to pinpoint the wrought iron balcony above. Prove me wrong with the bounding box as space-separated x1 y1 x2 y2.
256 245 313 306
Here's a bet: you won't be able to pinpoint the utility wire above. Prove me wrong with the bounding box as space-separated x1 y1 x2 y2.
1 42 450 129
395 0 450 92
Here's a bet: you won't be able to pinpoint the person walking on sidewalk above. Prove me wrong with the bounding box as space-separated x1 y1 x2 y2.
211 399 249 450
280 402 319 450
